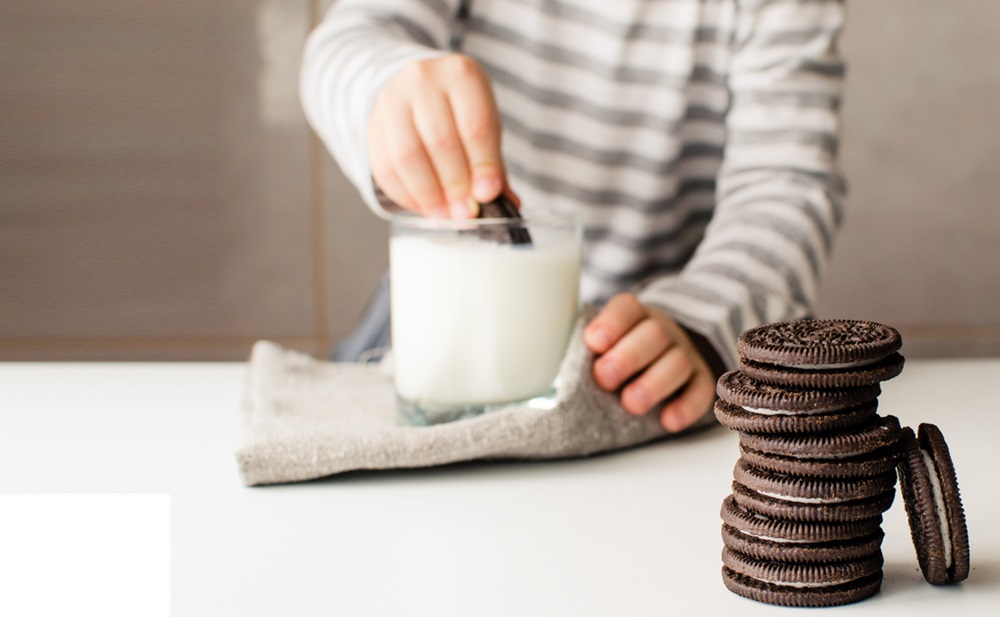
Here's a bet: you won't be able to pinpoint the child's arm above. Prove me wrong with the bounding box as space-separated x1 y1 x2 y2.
591 0 848 431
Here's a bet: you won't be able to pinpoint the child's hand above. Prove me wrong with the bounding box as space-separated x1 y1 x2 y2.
583 293 716 432
368 54 506 219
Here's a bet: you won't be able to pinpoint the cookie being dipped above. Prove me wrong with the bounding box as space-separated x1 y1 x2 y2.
474 194 532 245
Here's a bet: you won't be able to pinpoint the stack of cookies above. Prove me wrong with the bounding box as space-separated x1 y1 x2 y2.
714 319 906 607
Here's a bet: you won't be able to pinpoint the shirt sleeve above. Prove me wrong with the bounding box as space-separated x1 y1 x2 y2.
300 0 463 216
638 0 847 370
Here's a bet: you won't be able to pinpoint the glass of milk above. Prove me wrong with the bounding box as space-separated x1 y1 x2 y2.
389 209 582 426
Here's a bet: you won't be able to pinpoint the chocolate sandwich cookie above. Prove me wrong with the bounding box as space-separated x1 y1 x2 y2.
734 458 897 505
721 495 884 543
717 370 881 412
897 424 970 585
714 399 879 434
475 194 532 245
740 355 904 389
738 319 904 388
740 415 901 460
739 444 899 479
721 547 883 607
731 481 896 523
714 370 882 433
722 523 884 564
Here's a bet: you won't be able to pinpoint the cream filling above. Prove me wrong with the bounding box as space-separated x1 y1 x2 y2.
758 491 848 504
781 358 880 370
742 405 843 416
798 451 863 460
758 577 856 589
767 449 883 461
921 449 953 569
741 531 812 544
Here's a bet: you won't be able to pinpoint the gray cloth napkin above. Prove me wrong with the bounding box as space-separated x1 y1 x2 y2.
237 306 709 486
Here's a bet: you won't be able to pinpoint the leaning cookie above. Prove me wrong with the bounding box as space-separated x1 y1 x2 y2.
738 319 904 388
897 424 970 584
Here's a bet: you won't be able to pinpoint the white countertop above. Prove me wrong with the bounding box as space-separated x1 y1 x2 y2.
2 359 999 616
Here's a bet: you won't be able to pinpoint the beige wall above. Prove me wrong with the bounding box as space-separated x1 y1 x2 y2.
0 1 388 360
1 0 998 360
817 0 1000 357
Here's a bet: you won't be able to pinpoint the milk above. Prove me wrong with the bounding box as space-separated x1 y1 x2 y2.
390 225 581 412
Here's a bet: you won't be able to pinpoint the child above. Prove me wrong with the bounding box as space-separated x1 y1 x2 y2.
301 0 846 432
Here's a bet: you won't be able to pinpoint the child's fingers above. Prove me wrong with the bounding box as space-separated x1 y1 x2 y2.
620 345 693 415
448 58 504 203
382 102 447 217
411 93 474 218
659 369 716 433
368 123 416 212
592 317 671 391
584 293 647 354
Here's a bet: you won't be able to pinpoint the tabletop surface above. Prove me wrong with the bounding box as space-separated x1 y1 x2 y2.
2 358 999 616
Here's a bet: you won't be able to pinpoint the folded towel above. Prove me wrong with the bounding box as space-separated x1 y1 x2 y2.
237 306 712 485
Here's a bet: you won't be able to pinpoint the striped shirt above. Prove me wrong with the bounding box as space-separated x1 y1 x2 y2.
300 0 846 369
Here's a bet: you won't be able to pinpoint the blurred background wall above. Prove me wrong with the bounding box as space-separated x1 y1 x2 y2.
1 0 998 361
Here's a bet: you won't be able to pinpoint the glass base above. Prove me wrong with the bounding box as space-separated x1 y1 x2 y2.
396 384 559 427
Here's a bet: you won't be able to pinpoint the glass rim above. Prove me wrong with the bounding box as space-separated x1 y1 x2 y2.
389 207 580 231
